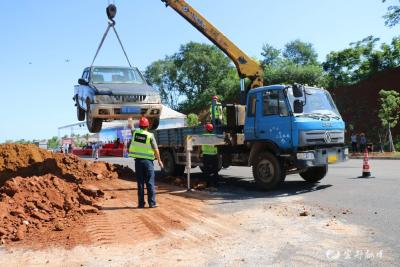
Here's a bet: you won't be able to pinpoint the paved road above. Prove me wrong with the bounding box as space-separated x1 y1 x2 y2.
101 157 400 265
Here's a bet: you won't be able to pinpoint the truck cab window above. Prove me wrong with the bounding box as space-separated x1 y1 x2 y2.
263 90 288 116
247 94 257 117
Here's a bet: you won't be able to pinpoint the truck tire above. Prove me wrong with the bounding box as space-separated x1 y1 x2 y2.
252 152 283 190
149 118 160 130
86 105 103 133
160 150 184 176
300 165 328 183
76 98 85 121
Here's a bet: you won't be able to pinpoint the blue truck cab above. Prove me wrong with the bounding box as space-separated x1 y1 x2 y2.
242 84 348 188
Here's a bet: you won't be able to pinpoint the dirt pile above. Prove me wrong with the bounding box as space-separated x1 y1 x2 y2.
0 144 133 186
0 144 135 244
0 175 103 243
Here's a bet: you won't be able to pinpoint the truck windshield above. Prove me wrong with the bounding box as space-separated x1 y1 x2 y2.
287 87 341 117
91 67 145 84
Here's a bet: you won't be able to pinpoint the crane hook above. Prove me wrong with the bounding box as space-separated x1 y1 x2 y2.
106 4 117 25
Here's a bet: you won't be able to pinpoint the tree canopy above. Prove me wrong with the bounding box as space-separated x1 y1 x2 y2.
323 36 400 87
261 40 326 87
145 42 239 113
383 0 400 27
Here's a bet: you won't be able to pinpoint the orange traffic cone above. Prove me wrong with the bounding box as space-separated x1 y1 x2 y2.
358 148 375 178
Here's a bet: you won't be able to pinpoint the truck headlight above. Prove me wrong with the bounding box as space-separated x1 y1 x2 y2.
297 152 315 160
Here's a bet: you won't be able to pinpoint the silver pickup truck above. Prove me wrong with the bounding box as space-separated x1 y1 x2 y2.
73 66 162 133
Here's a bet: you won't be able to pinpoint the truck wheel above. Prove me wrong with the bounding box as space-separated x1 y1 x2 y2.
160 150 184 176
149 118 160 130
252 152 283 190
86 106 103 133
300 165 328 183
76 98 85 121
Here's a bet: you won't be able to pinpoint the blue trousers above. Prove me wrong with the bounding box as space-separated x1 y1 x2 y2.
135 159 156 207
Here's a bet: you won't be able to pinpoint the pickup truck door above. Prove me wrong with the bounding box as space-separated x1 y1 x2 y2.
78 68 90 109
255 89 292 150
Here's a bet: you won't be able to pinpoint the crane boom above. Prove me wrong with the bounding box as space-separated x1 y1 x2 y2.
161 0 264 94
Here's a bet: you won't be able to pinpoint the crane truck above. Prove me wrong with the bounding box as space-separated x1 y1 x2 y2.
154 0 348 190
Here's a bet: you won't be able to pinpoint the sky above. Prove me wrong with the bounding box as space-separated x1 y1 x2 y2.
0 0 398 142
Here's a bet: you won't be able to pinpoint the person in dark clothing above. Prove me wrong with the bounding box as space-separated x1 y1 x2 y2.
201 123 220 188
359 133 367 152
350 133 358 153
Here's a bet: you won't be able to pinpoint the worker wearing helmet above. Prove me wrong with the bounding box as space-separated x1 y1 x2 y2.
128 117 164 208
202 123 220 188
210 96 223 125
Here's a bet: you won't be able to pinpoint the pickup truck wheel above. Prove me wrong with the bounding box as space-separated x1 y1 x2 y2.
252 152 283 190
300 165 328 183
86 105 103 133
76 98 85 121
160 150 184 176
149 118 160 130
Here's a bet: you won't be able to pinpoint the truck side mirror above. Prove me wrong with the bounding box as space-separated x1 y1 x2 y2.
293 100 304 113
292 84 304 98
78 78 88 86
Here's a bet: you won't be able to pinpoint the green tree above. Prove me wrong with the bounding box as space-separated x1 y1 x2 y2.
186 113 199 127
261 41 326 87
145 42 238 113
145 57 181 110
282 39 318 65
47 136 60 149
378 89 400 151
261 44 280 66
323 36 400 88
383 0 400 26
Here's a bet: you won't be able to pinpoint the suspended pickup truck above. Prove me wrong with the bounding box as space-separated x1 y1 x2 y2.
73 66 162 133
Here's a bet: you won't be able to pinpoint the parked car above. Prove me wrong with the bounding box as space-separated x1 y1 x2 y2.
73 66 162 133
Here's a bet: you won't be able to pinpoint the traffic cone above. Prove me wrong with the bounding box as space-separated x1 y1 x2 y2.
358 148 375 178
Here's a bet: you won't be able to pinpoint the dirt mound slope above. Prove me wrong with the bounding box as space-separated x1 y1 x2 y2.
0 144 135 245
0 175 104 243
0 144 133 186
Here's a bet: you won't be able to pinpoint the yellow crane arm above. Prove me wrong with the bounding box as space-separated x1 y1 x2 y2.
161 0 264 92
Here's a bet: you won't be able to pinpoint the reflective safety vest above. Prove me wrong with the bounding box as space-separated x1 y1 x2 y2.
128 129 155 160
210 103 223 120
201 134 218 155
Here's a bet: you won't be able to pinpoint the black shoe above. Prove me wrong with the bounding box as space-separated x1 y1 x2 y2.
149 205 158 208
138 205 145 209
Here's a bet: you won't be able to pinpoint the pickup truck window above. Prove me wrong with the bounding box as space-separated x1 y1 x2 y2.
263 90 289 116
91 67 145 84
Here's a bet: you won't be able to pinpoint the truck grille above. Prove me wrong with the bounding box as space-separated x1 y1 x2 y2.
299 130 344 146
113 95 147 103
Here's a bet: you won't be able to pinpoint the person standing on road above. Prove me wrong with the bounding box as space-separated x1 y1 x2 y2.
201 123 220 188
359 133 367 152
351 133 358 153
210 96 223 125
128 117 164 208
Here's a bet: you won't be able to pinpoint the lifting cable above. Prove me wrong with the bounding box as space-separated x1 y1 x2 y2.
90 3 133 68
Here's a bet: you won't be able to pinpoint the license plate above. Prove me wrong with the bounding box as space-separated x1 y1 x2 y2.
121 107 141 114
328 154 338 163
